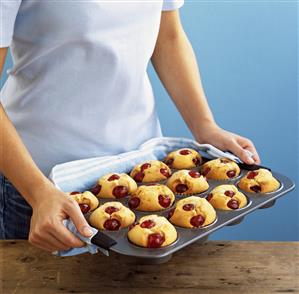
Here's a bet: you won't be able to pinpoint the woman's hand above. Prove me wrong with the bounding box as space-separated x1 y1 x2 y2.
28 185 93 252
195 123 261 165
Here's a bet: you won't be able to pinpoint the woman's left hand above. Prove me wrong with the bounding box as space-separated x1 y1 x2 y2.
195 123 261 165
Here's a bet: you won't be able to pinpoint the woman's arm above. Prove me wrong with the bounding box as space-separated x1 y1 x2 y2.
0 47 92 251
151 11 260 164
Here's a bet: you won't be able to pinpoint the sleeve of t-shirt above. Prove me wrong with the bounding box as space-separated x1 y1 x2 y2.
0 0 22 47
162 0 184 11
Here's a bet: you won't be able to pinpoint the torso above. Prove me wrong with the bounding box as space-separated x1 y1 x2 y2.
1 1 164 175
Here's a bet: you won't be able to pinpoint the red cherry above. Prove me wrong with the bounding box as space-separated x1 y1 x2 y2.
192 157 201 166
227 199 239 209
112 185 129 198
158 195 171 208
190 215 205 227
133 171 144 182
168 208 175 219
247 171 259 179
141 163 151 172
89 184 101 196
189 170 201 178
226 170 236 178
179 149 192 155
128 197 140 209
160 168 170 178
220 158 230 164
147 233 165 248
70 191 80 195
79 203 90 214
104 219 121 231
175 184 188 193
108 174 120 181
140 219 156 229
224 190 235 197
105 206 120 215
165 158 174 167
202 167 211 176
206 193 213 201
183 203 195 211
250 185 261 193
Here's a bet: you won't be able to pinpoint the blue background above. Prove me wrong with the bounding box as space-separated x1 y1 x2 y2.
1 2 298 241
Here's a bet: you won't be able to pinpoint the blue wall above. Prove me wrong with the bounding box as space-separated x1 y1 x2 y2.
1 2 298 241
149 2 298 241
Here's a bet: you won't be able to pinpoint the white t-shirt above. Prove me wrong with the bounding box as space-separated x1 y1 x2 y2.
0 0 184 176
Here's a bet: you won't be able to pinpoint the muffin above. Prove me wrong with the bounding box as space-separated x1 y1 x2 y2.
128 215 177 248
130 160 171 183
67 191 99 214
168 196 216 228
164 148 202 169
128 184 175 211
201 157 240 180
89 173 137 199
238 169 280 193
206 185 247 210
89 202 135 231
166 170 209 195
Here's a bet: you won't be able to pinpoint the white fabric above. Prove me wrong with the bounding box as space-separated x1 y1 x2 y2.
49 136 243 193
0 0 184 176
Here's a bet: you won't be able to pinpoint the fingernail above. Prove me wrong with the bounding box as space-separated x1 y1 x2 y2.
247 157 255 164
83 226 93 236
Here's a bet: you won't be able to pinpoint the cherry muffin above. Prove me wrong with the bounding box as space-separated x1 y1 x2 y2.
67 191 99 214
128 215 177 248
206 185 247 210
89 173 137 199
130 160 171 183
201 157 240 180
89 202 135 231
238 169 280 193
128 184 175 211
164 148 202 169
168 196 216 228
166 170 209 195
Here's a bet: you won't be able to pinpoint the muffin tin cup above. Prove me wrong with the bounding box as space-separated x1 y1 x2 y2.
235 179 284 196
136 179 168 187
170 167 201 174
173 190 209 198
172 216 218 231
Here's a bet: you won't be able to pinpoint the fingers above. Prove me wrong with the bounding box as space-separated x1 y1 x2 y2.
236 137 261 164
51 220 86 248
64 198 93 238
226 138 256 165
29 221 85 252
29 232 71 252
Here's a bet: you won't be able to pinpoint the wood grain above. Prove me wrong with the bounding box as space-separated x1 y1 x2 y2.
0 241 298 294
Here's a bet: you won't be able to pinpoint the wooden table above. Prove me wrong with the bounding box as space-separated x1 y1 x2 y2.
1 240 298 294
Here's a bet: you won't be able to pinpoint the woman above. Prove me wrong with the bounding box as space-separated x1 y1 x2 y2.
0 0 260 252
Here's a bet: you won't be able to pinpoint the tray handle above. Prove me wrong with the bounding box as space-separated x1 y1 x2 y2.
238 163 271 171
90 231 117 250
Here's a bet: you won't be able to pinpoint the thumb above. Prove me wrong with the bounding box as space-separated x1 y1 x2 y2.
229 140 255 164
67 203 93 237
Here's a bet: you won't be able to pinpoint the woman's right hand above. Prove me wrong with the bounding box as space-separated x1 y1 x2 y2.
28 185 93 252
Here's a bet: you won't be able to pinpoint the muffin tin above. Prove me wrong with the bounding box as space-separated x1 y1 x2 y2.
50 139 295 263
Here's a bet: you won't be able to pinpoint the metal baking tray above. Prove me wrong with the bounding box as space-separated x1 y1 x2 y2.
51 139 295 263
90 168 294 264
